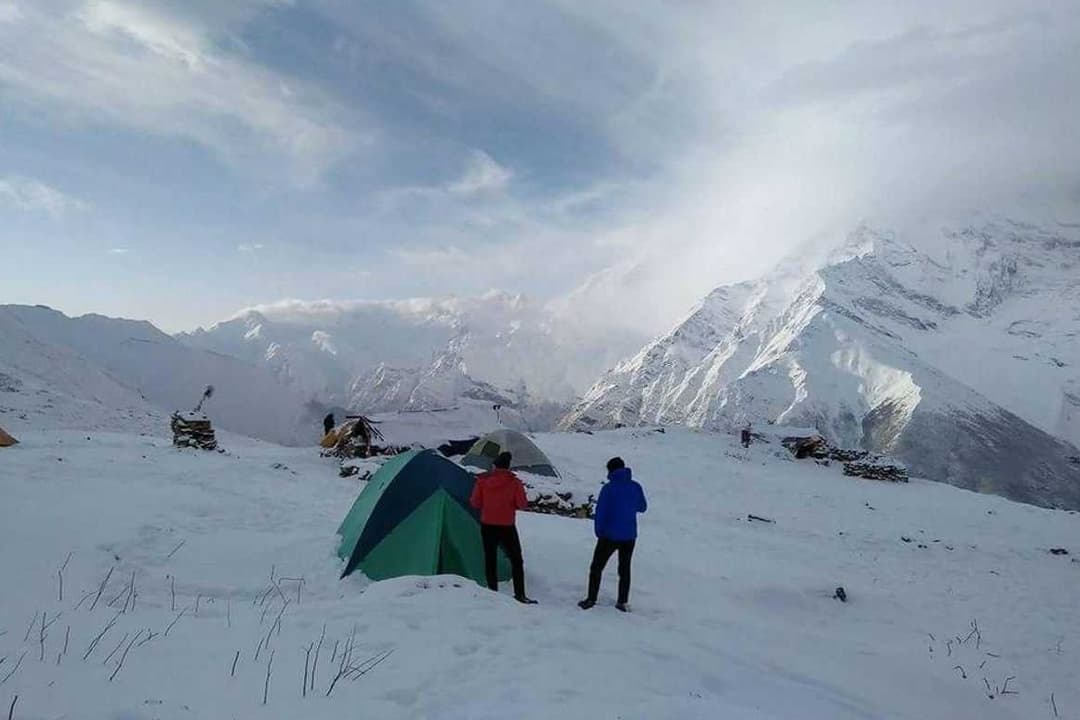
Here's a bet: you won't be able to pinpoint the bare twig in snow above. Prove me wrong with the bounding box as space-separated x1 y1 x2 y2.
22 613 36 643
90 566 115 612
279 577 304 605
163 608 187 637
58 551 72 602
271 600 289 637
230 650 240 678
984 678 995 699
73 589 94 611
166 540 185 560
38 612 47 662
124 571 136 613
256 584 275 608
195 595 202 617
262 650 274 705
226 597 231 628
62 625 70 656
330 640 339 664
83 612 120 660
310 624 325 693
1051 692 1059 718
1 652 26 685
7 695 16 720
168 575 176 612
999 676 1017 695
346 649 393 681
102 633 130 665
325 635 353 697
303 643 313 698
109 631 142 681
136 631 157 647
963 619 981 649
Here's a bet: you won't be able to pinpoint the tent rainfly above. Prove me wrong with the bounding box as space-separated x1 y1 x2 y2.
336 449 510 584
462 429 559 477
0 425 17 447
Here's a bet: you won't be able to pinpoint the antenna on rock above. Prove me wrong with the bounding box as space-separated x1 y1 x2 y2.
194 385 215 414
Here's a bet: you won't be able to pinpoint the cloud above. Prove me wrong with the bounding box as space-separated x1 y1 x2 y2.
0 1 21 23
0 0 358 182
108 247 131 254
0 176 91 217
448 151 513 195
237 243 265 252
7 0 1079 340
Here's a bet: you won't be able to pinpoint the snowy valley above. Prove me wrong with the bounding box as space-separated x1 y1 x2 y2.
2 427 1077 719
2 218 1079 719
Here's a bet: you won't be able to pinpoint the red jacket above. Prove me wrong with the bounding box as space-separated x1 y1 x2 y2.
470 469 528 526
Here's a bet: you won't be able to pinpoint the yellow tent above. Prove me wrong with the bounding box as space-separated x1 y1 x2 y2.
0 425 17 447
320 428 341 448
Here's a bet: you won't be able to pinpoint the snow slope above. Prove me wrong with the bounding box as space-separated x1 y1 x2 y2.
1 427 1077 719
0 305 323 444
564 220 1080 509
180 292 645 415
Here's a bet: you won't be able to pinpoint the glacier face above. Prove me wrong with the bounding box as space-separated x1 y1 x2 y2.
563 220 1080 508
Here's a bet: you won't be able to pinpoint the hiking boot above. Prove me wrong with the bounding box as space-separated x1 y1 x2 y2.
577 599 596 610
514 595 538 605
615 602 629 613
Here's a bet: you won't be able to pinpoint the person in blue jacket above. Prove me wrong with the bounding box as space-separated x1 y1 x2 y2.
578 456 647 612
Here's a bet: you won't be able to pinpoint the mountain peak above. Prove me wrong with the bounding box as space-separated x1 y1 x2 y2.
562 218 1080 509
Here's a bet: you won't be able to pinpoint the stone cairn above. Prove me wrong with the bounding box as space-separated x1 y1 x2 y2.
171 385 218 451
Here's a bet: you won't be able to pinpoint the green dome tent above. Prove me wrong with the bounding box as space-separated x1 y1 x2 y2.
462 429 559 477
336 449 509 583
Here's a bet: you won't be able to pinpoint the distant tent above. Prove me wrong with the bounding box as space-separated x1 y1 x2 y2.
336 449 509 584
462 429 559 477
0 425 17 447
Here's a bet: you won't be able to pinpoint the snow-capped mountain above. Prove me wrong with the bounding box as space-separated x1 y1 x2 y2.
562 219 1080 509
0 305 324 444
180 291 644 417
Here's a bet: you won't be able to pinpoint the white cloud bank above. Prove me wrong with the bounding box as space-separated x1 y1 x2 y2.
0 0 358 183
0 176 90 217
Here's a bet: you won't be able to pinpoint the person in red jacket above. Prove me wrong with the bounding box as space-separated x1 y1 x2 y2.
470 451 537 604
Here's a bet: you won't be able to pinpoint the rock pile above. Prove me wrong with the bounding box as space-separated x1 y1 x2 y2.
526 488 595 519
171 411 217 450
843 458 909 483
782 434 908 482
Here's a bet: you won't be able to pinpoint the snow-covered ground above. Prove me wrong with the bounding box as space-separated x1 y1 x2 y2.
1 427 1077 719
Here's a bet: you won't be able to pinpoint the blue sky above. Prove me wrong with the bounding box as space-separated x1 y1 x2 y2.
2 1 1078 332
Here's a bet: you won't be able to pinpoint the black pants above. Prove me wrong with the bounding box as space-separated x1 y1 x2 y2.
586 538 636 604
480 524 526 598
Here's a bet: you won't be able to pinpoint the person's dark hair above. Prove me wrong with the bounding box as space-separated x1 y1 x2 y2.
606 457 625 473
494 451 513 469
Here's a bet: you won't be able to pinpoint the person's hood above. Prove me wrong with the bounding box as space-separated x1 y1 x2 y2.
607 467 633 483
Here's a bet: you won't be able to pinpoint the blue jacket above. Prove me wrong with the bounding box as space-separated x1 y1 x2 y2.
594 467 647 541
